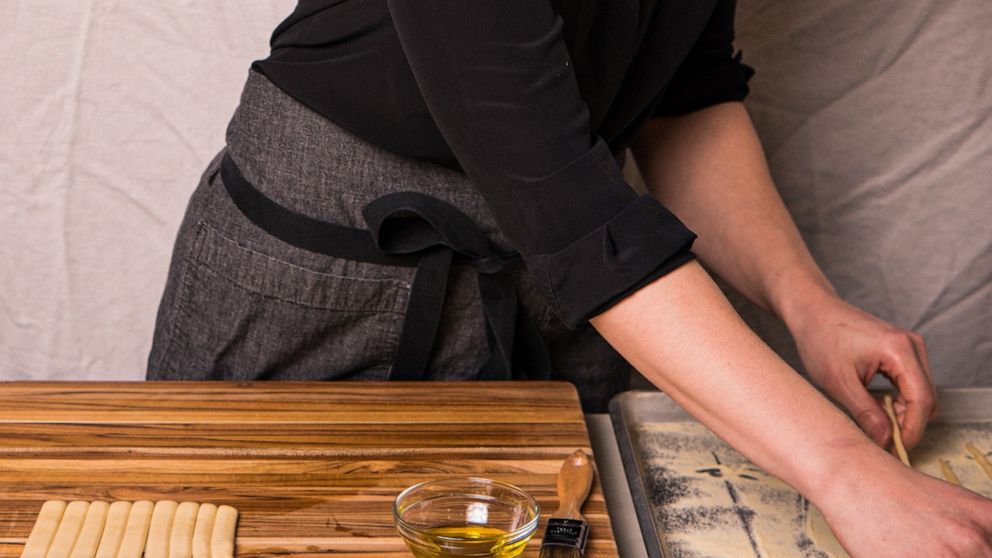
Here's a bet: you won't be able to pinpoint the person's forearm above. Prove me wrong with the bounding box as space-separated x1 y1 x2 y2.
630 102 833 329
589 261 898 500
613 104 991 557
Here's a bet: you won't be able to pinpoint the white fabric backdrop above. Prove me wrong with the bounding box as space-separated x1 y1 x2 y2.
1 0 989 384
0 0 295 379
732 0 992 385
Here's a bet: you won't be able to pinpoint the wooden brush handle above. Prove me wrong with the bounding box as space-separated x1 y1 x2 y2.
554 449 594 519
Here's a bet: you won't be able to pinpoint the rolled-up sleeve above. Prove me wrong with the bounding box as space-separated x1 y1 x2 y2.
387 0 697 329
653 0 755 117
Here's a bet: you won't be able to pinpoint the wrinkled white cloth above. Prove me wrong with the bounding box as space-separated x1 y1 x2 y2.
1 0 989 384
0 0 294 379
731 0 992 386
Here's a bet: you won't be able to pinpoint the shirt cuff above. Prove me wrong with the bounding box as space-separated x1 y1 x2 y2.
527 194 697 329
654 49 756 117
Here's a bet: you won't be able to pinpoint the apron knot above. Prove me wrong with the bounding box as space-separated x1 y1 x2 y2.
362 192 551 381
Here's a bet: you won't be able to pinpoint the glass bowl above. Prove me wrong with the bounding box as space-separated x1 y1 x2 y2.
393 477 540 558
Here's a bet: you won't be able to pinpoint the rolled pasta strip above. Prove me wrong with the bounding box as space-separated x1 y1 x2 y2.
116 500 154 558
94 501 131 558
938 459 961 486
965 442 992 480
210 505 238 558
191 504 217 558
69 500 109 558
21 500 68 558
46 500 90 558
168 502 200 558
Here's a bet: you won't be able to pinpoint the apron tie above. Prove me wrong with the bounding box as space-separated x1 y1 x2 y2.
363 192 551 381
219 152 551 382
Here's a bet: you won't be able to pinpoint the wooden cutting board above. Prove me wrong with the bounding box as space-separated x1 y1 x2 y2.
0 381 617 557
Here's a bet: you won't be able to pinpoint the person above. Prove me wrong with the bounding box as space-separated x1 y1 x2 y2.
147 0 992 555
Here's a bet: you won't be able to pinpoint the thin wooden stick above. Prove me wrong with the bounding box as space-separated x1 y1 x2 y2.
882 394 911 467
965 442 992 481
938 459 960 485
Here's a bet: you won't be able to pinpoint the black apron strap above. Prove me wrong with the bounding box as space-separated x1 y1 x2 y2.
386 246 452 380
363 192 551 381
220 152 418 267
220 152 551 381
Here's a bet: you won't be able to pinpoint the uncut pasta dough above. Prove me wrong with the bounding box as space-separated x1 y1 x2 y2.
191 503 217 558
635 421 992 558
145 500 178 558
69 500 109 558
94 501 131 558
46 501 90 558
20 500 67 558
169 502 200 558
21 500 238 558
210 505 238 558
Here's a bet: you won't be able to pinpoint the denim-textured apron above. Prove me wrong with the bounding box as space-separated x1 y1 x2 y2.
147 68 635 412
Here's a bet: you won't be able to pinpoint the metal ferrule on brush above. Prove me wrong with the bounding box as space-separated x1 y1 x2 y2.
541 517 589 550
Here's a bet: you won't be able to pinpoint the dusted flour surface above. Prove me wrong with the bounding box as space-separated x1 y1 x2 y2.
635 421 992 558
912 423 992 493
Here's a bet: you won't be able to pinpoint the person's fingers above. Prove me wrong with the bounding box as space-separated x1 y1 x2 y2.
882 335 936 449
908 332 938 419
828 369 892 448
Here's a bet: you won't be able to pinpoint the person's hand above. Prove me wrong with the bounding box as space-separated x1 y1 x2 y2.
815 454 992 557
786 291 937 450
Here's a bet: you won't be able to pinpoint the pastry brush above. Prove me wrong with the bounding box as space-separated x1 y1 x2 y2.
538 449 593 558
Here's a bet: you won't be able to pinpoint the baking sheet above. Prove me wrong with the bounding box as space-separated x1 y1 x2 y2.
610 388 992 558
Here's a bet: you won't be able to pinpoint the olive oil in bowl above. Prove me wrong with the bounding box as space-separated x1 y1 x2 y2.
411 524 531 558
394 478 540 558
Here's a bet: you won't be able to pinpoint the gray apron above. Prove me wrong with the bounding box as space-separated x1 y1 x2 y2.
147 68 635 412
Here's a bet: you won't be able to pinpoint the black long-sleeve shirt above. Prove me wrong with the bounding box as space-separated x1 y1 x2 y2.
252 0 754 328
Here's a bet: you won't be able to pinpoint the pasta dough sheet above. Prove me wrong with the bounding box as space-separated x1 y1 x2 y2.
635 421 992 558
